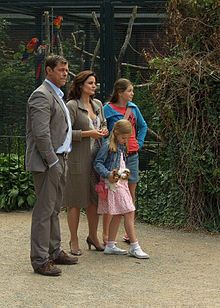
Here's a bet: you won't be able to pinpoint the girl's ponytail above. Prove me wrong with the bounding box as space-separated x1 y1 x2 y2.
109 130 117 152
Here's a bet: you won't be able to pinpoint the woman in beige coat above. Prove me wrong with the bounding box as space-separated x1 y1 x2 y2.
64 70 108 255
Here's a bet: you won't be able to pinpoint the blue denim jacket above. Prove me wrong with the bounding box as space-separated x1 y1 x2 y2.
93 139 127 179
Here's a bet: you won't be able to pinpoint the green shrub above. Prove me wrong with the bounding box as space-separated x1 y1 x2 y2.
139 0 220 231
137 157 186 228
0 154 36 211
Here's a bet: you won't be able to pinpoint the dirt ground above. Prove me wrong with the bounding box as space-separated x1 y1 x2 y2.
0 211 219 308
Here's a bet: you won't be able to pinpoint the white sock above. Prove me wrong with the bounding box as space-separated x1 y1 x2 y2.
130 241 139 250
106 241 115 248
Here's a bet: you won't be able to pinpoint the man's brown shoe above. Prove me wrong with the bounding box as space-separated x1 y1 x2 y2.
53 250 78 265
34 260 62 276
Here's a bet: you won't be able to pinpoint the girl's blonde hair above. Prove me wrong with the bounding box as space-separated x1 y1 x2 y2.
109 119 132 152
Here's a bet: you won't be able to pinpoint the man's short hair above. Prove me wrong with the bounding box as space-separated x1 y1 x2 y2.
45 54 68 73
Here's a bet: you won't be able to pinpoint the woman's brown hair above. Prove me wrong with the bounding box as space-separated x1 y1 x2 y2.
67 70 97 100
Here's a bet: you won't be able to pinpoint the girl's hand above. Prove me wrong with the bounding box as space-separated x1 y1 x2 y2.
90 129 105 140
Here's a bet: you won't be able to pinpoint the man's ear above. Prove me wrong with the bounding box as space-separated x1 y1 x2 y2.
46 66 52 75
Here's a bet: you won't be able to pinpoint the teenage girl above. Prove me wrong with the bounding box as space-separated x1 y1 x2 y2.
103 78 148 244
94 119 149 259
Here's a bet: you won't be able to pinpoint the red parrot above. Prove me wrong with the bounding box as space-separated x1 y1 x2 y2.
53 16 63 47
22 37 39 61
53 16 63 30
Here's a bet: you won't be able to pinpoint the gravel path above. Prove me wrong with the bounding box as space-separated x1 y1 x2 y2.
0 211 220 307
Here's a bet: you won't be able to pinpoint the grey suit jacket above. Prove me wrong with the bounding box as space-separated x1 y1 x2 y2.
25 81 69 172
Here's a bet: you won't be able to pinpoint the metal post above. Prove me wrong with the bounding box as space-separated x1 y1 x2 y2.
100 0 115 102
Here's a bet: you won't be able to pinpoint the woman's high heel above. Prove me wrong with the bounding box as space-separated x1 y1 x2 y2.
69 240 82 256
86 237 104 251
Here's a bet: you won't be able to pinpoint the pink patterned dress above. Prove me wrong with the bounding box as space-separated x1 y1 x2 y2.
97 153 135 215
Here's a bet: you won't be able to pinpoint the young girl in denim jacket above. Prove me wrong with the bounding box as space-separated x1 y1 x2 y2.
94 119 149 259
103 78 148 244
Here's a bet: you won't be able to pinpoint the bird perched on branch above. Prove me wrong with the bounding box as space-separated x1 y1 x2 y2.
21 37 39 61
53 16 63 47
53 15 63 30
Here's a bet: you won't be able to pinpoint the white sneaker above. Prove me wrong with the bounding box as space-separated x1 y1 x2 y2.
129 246 150 259
104 245 128 255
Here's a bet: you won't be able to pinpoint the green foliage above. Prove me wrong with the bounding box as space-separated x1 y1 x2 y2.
137 143 187 227
167 0 220 54
0 18 36 211
0 53 35 135
148 53 220 231
0 19 8 45
137 0 220 231
0 154 36 211
134 86 159 133
135 0 219 232
0 20 35 135
137 169 186 227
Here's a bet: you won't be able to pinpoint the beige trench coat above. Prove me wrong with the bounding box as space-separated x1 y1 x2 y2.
64 98 107 208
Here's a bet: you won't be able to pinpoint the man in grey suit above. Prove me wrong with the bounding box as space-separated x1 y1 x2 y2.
26 55 78 276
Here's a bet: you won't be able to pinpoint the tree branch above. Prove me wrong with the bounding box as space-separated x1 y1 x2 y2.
43 11 50 55
92 11 100 33
71 33 100 60
121 62 148 70
90 39 100 70
116 6 137 79
90 11 100 70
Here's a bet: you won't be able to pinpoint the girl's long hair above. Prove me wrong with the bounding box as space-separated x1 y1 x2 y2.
109 119 132 152
67 70 97 100
109 78 132 103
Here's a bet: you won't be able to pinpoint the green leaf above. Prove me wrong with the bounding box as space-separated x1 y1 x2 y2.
27 194 36 206
17 196 24 207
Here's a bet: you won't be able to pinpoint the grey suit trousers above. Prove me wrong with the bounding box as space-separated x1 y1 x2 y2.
30 156 67 270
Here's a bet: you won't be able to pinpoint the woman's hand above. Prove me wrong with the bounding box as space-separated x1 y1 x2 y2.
101 127 109 136
89 129 105 140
